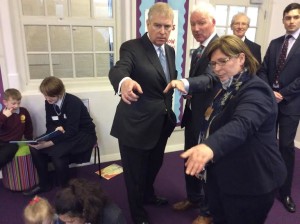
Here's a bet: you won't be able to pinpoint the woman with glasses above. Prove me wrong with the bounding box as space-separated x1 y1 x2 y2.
165 35 286 224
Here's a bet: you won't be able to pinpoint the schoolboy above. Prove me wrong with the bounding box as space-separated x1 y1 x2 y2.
0 88 33 169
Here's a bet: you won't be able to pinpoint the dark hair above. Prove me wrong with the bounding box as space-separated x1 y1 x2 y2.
39 76 65 97
206 35 259 75
283 3 300 18
55 178 108 223
3 88 22 101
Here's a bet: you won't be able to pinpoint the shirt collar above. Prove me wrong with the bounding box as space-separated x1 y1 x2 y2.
200 30 217 48
286 28 300 40
13 108 20 114
55 93 65 108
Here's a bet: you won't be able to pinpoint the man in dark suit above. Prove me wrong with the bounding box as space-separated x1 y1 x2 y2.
170 2 217 224
257 2 300 213
109 3 177 224
231 12 262 64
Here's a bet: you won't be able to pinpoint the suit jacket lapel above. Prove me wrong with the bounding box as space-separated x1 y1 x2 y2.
285 35 300 64
190 34 218 77
275 36 285 64
141 33 167 82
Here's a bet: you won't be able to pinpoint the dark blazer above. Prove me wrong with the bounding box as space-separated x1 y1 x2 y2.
244 37 261 64
44 93 97 161
109 33 177 150
204 75 286 195
258 34 300 115
181 34 218 144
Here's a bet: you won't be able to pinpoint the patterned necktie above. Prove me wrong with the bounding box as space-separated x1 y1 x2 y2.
194 45 205 64
158 47 170 82
273 35 292 89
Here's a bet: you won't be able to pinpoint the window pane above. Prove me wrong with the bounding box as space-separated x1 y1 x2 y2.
25 26 48 51
94 0 113 18
52 54 73 78
28 54 50 79
96 53 113 77
71 0 91 17
95 27 114 51
21 0 45 16
216 27 226 37
247 7 258 27
73 26 93 51
228 6 245 26
50 26 71 51
215 5 228 26
246 28 256 42
46 0 68 17
75 54 94 77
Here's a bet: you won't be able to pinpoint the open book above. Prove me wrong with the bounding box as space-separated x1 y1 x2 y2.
96 163 123 180
9 130 63 144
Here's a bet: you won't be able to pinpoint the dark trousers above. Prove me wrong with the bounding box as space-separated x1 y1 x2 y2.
30 132 96 188
277 111 300 197
30 148 70 187
119 130 169 223
183 115 209 216
0 143 18 169
206 171 275 224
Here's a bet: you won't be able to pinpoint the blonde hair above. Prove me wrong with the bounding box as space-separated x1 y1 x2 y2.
3 88 22 101
24 196 54 224
148 2 174 22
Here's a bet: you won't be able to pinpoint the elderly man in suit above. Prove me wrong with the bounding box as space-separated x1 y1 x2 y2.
258 2 300 213
170 2 217 224
109 2 177 224
231 12 262 64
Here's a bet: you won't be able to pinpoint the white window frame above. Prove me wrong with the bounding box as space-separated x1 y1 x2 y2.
1 0 132 92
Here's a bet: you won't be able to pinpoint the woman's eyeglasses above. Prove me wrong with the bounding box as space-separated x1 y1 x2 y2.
208 54 239 68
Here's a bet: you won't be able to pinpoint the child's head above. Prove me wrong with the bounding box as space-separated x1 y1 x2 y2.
39 77 65 105
3 88 22 111
23 196 55 224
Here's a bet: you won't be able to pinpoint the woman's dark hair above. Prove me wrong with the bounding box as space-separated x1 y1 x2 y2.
55 178 108 223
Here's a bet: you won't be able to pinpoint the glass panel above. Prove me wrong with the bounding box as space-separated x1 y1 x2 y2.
216 27 226 37
94 0 113 18
228 6 245 26
96 53 113 77
71 0 91 17
52 54 73 78
227 28 233 35
73 26 93 51
215 5 228 26
21 0 45 16
246 28 256 42
95 27 114 51
74 54 94 77
50 26 71 51
25 26 48 51
247 7 258 27
28 54 50 79
46 0 68 17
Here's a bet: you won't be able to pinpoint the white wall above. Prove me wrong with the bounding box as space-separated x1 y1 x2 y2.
0 0 299 167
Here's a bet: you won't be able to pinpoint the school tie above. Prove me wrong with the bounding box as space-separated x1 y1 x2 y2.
273 35 292 89
158 47 170 82
54 104 61 115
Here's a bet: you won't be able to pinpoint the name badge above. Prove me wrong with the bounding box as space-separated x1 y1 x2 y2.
52 116 59 120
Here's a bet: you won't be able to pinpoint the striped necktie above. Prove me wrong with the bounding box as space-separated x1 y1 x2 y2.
158 47 170 82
